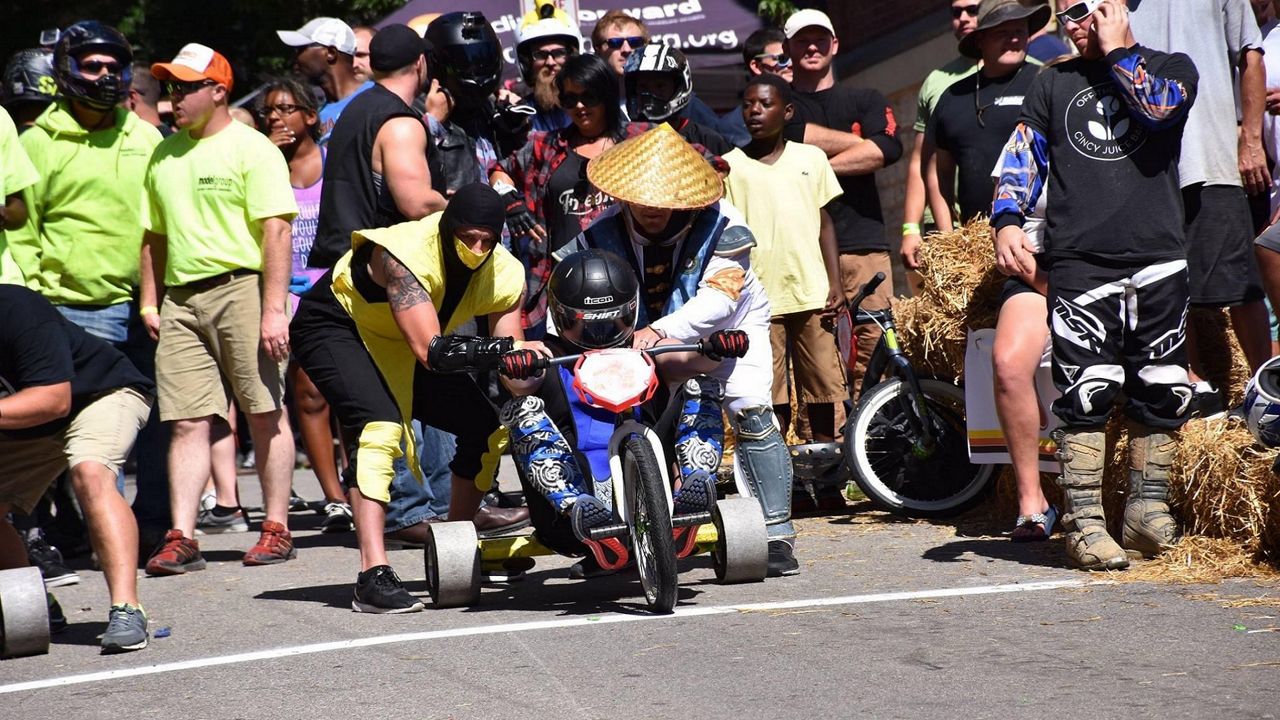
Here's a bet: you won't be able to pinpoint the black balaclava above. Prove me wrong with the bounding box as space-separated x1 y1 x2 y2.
437 182 506 327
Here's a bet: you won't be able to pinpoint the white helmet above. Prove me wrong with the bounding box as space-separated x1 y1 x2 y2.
514 6 583 82
1244 356 1280 446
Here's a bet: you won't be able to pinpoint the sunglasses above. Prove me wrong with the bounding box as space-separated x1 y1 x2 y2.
559 91 603 108
258 103 306 118
1056 0 1104 25
532 47 571 62
754 52 792 69
951 4 979 19
603 36 646 50
79 59 122 74
164 79 215 97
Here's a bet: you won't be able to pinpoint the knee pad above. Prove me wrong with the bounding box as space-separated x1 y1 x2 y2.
500 396 586 510
733 405 793 527
675 375 725 481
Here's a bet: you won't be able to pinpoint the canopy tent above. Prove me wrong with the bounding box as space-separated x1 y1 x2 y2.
376 0 761 110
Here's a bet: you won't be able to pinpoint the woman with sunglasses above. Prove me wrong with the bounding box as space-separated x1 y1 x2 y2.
254 77 352 535
490 54 728 338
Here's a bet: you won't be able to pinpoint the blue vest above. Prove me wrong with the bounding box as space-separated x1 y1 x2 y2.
578 207 730 328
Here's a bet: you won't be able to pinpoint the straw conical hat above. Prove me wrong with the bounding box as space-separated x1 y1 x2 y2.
587 123 723 210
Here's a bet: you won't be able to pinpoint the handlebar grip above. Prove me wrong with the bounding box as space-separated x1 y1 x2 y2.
846 271 887 314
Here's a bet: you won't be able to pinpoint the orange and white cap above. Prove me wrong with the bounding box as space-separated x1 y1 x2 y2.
151 43 234 93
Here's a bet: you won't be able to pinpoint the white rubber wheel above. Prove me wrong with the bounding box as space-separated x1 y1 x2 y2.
424 522 480 608
712 497 768 584
0 567 50 658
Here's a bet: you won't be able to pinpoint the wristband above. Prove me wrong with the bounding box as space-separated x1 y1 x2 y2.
140 305 159 317
902 223 921 236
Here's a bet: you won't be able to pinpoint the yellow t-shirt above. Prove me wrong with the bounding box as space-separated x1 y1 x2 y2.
723 143 842 316
0 107 39 285
142 119 298 287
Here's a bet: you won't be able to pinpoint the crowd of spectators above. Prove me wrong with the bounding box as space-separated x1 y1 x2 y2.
1 0 1276 652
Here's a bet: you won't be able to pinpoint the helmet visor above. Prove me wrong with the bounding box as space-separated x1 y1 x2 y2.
438 44 501 87
553 294 639 349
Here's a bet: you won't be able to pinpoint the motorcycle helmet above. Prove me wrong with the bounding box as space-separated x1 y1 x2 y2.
426 12 503 102
550 249 640 349
1244 356 1280 447
623 43 692 123
514 3 583 83
2 48 57 111
53 21 132 111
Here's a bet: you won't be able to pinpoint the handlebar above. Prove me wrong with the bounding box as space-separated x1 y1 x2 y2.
532 343 705 370
846 272 886 314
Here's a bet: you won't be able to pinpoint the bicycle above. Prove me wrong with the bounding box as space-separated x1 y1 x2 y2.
790 273 996 518
425 341 769 614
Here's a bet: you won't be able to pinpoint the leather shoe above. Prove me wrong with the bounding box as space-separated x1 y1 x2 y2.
473 505 531 538
384 517 443 549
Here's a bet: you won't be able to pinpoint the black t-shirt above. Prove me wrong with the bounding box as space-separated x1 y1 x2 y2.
545 150 612 255
786 86 903 253
678 119 733 157
310 84 446 269
0 286 153 440
929 61 1040 223
1017 47 1197 263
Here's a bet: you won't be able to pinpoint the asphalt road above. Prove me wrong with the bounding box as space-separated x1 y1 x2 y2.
2 461 1278 719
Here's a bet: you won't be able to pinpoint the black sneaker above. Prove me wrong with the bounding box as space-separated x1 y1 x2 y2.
288 489 311 513
25 531 80 587
767 540 800 577
352 565 424 614
47 592 67 633
568 553 618 580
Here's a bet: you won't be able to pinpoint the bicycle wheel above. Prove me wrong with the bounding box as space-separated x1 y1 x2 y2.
622 434 678 613
845 378 996 518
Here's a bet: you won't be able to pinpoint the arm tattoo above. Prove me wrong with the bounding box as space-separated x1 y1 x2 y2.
380 249 433 312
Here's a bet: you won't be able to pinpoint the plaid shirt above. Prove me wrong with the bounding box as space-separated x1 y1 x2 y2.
500 121 729 330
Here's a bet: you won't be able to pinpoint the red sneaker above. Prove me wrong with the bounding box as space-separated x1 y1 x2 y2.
145 530 206 576
243 521 297 566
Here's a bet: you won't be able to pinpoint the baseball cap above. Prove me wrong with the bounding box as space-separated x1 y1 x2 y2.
151 43 234 93
277 17 358 56
370 24 430 73
783 9 836 39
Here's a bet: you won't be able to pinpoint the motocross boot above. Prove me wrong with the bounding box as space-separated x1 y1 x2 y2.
1053 428 1129 571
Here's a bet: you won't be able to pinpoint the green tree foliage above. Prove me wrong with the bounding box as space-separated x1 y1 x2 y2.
756 0 796 26
0 0 401 99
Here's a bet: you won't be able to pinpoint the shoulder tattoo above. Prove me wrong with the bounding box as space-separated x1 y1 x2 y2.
380 249 432 312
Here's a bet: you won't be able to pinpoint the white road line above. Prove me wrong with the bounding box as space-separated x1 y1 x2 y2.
0 578 1087 695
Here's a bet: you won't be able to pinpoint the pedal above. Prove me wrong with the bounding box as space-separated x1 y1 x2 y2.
672 524 702 558
582 536 629 571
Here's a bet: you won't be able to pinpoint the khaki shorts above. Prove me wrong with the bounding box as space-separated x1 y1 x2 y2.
157 273 286 421
0 387 152 514
839 251 894 399
770 310 847 406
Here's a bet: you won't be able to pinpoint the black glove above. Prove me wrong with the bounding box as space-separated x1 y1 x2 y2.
499 189 539 238
499 349 545 380
426 335 515 373
703 329 749 361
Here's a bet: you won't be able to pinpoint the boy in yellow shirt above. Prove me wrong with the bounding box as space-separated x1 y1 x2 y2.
723 74 845 442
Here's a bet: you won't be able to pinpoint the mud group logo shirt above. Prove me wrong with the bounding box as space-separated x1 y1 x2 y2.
1018 47 1197 263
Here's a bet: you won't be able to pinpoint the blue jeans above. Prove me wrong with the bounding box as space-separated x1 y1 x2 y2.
56 303 171 530
383 421 455 532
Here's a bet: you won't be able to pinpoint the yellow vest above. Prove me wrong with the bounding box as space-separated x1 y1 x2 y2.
331 213 522 500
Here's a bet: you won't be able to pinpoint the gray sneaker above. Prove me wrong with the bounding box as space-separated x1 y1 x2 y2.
196 507 249 535
101 604 148 653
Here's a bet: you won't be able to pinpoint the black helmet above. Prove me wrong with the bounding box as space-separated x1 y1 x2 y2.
3 48 57 109
53 21 132 111
624 43 692 123
550 249 640 349
426 12 503 101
